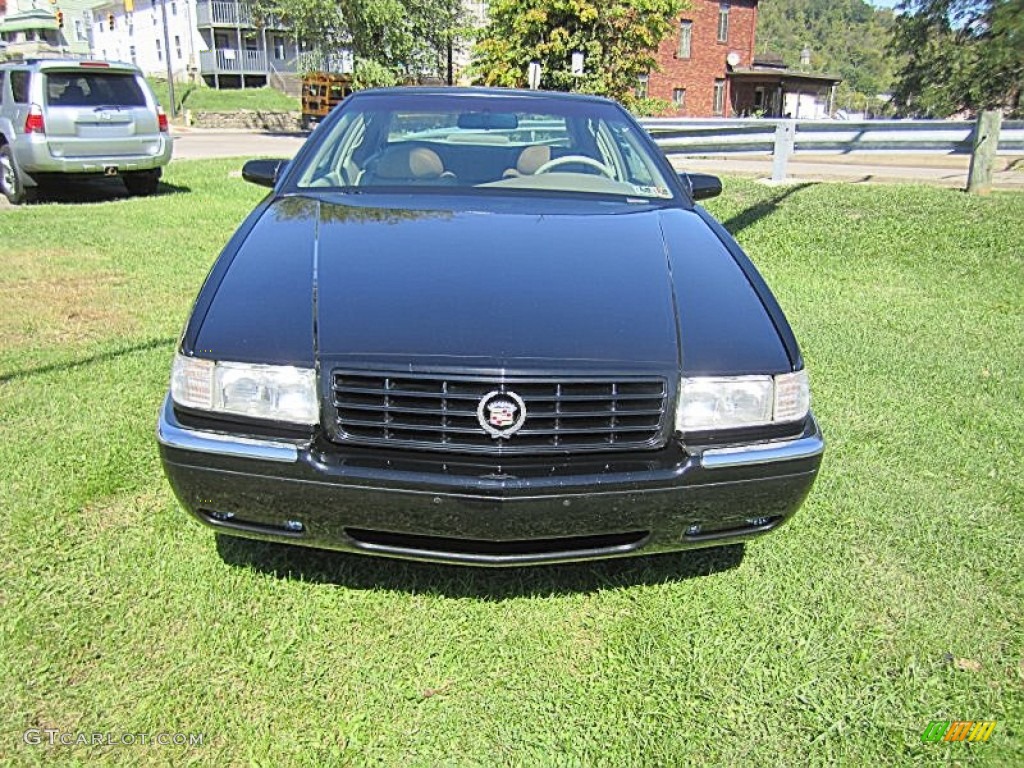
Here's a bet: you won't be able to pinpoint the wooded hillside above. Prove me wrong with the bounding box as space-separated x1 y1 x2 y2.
756 0 898 112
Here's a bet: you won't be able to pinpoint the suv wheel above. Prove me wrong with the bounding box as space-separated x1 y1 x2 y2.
0 144 36 205
123 170 161 196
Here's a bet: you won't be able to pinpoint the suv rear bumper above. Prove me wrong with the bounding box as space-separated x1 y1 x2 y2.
157 396 824 566
14 133 172 179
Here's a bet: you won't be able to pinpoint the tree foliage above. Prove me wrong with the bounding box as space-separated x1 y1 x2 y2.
755 0 898 111
472 0 686 108
891 0 1023 117
255 0 470 86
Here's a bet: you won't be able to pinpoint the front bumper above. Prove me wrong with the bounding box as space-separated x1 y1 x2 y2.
157 396 824 566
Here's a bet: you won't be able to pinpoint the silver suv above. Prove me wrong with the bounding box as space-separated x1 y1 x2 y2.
0 59 173 204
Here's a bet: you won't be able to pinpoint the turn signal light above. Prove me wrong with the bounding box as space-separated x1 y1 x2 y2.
157 106 168 132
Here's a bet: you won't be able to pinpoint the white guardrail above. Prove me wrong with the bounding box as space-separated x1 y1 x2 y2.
638 117 1024 181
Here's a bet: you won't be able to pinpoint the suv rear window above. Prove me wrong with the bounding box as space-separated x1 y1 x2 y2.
45 72 147 108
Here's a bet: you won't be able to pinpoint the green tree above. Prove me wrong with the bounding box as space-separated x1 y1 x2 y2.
255 0 470 86
472 0 687 109
755 0 899 113
891 0 1023 117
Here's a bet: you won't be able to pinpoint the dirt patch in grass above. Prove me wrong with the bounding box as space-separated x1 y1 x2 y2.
0 251 134 352
76 490 163 538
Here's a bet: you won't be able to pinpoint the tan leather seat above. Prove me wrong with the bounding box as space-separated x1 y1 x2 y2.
367 146 451 185
504 145 551 177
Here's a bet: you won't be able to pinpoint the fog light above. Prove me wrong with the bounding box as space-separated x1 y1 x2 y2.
746 517 771 528
284 520 304 533
685 524 702 536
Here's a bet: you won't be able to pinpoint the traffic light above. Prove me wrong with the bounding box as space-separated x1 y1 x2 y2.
56 10 64 28
107 13 114 30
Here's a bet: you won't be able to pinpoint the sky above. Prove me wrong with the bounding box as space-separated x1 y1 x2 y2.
867 0 902 8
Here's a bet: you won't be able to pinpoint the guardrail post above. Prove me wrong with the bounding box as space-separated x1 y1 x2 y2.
771 120 795 182
967 110 1002 195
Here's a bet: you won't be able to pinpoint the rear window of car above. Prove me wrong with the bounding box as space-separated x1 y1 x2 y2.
10 71 30 104
44 72 147 108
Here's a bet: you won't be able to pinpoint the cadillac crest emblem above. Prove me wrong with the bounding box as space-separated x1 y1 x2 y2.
477 390 527 439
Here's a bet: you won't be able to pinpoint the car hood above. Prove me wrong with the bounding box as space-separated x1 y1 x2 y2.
313 199 679 371
192 196 790 376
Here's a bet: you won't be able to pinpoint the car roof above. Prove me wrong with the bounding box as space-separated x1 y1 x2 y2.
0 58 140 74
353 86 619 107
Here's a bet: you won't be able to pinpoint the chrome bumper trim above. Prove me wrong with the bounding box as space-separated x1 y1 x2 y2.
157 408 300 464
700 434 825 470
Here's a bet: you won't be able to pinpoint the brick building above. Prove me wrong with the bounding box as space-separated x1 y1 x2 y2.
646 0 759 117
646 0 839 118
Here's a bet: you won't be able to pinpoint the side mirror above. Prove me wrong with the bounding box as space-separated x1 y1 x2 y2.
680 172 722 201
242 159 288 188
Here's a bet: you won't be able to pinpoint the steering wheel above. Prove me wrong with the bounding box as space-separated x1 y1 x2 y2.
534 155 615 179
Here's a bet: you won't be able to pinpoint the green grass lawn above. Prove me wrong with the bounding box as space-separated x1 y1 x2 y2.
147 79 299 114
0 164 1021 766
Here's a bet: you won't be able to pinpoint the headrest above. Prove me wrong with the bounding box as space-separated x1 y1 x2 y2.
517 145 552 175
375 146 444 180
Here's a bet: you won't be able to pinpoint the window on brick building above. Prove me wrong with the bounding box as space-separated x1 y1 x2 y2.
718 3 730 43
635 74 649 100
677 20 692 59
672 88 686 109
713 80 727 115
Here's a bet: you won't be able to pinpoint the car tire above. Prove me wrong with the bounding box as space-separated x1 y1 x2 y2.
123 170 161 196
0 144 36 205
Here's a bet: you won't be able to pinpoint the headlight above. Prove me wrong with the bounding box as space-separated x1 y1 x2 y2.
675 369 810 432
171 354 318 425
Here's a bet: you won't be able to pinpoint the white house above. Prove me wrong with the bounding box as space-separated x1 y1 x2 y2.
4 0 490 89
90 0 300 88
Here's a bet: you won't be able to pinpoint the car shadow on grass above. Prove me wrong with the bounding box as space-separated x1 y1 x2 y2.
215 535 745 598
0 336 176 383
31 177 191 205
720 182 812 236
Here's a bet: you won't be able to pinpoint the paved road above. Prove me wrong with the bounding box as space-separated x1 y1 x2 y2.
171 130 309 161
671 154 1024 190
169 129 1024 190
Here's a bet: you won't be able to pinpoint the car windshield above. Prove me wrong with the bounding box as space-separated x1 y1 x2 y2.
296 92 676 202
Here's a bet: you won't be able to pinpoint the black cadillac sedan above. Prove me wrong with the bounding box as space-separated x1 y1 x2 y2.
158 88 824 566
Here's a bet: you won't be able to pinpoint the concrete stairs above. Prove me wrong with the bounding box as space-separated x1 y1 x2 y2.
270 71 302 99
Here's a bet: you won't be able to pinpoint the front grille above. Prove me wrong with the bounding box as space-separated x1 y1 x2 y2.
330 371 669 455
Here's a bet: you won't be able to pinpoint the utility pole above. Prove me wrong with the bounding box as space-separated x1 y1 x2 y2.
446 0 455 86
160 0 176 118
447 37 453 86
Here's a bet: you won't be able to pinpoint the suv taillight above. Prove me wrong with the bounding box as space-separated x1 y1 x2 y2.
157 106 168 133
25 105 45 134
